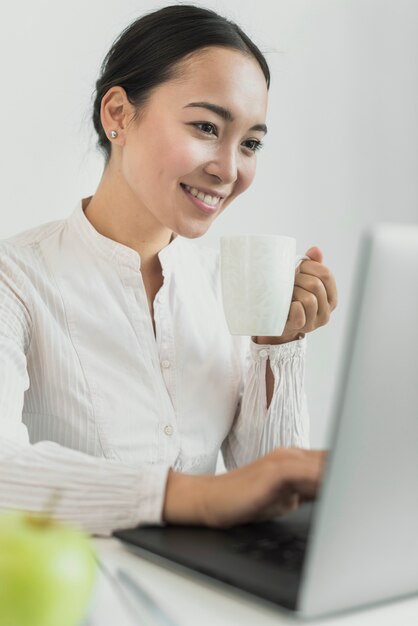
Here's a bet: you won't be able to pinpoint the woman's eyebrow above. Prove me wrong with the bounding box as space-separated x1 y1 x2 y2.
183 101 267 135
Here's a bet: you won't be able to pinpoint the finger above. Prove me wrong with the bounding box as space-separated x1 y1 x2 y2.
291 478 321 500
280 452 326 497
304 246 323 264
289 447 328 466
286 300 306 332
253 493 301 522
286 447 329 464
286 469 323 500
291 285 319 332
294 273 330 327
297 261 338 311
306 448 329 464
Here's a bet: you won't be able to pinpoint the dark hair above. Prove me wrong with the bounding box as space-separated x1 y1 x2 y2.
91 4 270 168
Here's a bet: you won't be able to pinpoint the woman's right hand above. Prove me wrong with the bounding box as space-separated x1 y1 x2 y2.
162 448 327 527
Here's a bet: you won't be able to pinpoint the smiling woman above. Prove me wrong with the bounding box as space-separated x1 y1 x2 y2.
87 44 269 242
0 4 328 537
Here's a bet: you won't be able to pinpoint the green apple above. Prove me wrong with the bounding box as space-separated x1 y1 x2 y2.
0 509 97 626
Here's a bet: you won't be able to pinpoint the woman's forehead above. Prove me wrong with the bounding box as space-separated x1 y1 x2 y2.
177 46 265 83
155 48 268 118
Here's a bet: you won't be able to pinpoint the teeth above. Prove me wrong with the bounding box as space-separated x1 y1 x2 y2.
183 184 221 207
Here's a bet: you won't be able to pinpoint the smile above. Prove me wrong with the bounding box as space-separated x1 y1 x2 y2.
181 184 222 207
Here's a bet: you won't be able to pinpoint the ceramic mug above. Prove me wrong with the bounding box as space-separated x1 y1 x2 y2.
220 234 309 336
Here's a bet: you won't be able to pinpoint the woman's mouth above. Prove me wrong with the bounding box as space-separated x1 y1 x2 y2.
180 183 222 215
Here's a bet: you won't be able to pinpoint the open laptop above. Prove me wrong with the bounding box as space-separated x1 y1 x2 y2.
113 223 418 618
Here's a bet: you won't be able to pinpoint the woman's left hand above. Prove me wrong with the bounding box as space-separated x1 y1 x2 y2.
256 246 338 345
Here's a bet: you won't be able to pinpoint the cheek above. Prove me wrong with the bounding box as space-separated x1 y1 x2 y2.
148 123 202 175
236 159 256 196
162 138 205 178
221 164 256 214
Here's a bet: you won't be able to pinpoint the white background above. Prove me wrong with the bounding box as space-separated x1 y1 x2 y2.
1 0 417 449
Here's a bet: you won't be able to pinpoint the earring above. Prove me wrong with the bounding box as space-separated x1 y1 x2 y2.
109 130 118 139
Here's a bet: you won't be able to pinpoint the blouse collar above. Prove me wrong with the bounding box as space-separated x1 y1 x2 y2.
67 196 182 272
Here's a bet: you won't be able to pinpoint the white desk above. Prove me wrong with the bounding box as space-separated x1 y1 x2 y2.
84 537 418 626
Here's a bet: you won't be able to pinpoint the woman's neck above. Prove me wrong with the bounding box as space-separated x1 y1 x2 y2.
82 191 173 274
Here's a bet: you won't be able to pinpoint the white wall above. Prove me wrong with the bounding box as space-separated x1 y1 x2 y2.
1 0 417 449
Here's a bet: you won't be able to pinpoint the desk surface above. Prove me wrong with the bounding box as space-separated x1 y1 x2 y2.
86 537 418 626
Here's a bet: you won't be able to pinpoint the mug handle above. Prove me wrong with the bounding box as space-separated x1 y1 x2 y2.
295 254 310 271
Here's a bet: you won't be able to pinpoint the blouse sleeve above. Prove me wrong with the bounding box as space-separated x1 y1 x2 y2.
221 336 310 470
0 251 171 537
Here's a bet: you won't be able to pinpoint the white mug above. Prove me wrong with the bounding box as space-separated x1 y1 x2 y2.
220 234 309 336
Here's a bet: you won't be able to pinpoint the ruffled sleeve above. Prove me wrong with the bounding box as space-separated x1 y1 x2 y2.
221 336 310 469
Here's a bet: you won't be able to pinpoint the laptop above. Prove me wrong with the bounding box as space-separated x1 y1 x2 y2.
113 223 418 618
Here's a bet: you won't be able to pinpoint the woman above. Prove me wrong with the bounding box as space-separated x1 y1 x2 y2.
0 5 337 536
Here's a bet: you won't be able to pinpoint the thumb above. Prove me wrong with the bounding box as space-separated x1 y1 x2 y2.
305 246 323 264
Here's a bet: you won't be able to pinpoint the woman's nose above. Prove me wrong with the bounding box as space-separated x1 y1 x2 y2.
204 145 238 185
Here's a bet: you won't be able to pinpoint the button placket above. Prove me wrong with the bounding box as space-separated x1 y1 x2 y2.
153 268 179 463
155 283 178 413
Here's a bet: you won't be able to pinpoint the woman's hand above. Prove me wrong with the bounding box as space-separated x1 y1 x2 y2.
256 246 338 345
162 448 327 527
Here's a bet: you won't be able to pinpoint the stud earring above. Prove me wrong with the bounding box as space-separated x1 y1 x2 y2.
109 130 118 139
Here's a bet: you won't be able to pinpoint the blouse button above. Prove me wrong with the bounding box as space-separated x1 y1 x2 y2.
161 359 171 369
259 349 268 358
164 425 173 436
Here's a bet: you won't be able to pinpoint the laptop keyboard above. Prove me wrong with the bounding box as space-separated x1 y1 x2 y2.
230 531 308 571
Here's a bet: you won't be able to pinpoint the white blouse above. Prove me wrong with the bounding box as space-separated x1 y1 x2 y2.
0 198 309 537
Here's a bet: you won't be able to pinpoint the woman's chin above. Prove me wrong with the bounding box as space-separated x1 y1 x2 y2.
175 220 213 239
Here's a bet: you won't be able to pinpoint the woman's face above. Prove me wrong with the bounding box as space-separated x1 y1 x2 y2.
111 46 268 239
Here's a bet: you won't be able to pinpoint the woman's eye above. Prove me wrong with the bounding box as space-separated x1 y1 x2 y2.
244 139 264 153
192 122 264 152
193 122 217 135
